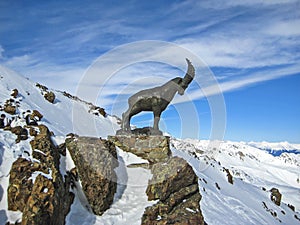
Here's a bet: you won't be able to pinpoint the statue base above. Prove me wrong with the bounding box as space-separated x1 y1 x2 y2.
116 127 163 136
108 134 171 164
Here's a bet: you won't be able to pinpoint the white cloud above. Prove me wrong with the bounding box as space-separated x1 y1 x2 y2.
177 37 296 68
266 19 300 36
184 63 300 102
4 54 38 68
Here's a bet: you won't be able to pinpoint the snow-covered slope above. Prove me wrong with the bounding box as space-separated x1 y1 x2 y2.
1 65 300 225
0 65 119 137
172 138 300 225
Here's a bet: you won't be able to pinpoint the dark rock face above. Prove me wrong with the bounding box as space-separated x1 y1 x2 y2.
4 103 16 115
7 125 74 225
142 156 204 225
7 158 38 212
36 83 56 103
11 88 19 98
109 135 171 164
224 167 233 185
270 188 282 206
44 91 56 103
32 109 43 120
10 126 28 143
66 136 118 215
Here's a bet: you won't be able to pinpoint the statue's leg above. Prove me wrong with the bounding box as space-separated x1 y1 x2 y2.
122 109 131 131
153 107 161 130
122 104 141 131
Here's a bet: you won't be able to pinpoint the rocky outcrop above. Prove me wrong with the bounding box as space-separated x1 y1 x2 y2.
223 167 233 185
36 83 56 103
11 89 19 98
44 91 55 103
32 109 43 120
10 126 28 143
66 136 118 215
142 156 204 225
88 105 107 117
4 99 17 115
7 158 41 212
7 125 74 225
270 188 282 206
109 135 171 164
111 134 204 224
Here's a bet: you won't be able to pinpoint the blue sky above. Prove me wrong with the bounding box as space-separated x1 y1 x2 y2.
0 0 299 142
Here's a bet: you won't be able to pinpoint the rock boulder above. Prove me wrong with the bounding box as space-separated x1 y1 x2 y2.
66 137 118 215
142 156 204 225
109 135 171 164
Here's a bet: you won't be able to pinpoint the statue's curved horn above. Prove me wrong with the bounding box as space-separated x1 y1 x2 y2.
181 58 195 89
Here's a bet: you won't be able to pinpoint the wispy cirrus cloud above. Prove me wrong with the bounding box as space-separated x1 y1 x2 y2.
0 0 299 106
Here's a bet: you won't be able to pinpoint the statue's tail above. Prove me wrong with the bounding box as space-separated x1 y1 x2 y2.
181 58 195 90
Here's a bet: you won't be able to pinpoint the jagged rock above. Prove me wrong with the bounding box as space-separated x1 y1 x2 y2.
29 127 38 136
7 158 42 211
66 136 118 215
44 91 55 103
11 89 19 98
32 109 43 120
89 105 107 117
109 135 171 163
146 157 198 201
8 124 74 225
142 156 204 225
288 204 295 211
36 83 48 92
10 126 28 143
4 104 16 115
36 83 56 103
21 173 73 225
224 167 233 184
270 188 282 206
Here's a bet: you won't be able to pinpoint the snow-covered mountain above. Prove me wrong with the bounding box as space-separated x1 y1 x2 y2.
0 65 300 224
248 141 300 156
171 138 300 224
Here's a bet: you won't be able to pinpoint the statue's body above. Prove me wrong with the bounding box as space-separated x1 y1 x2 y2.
119 58 195 135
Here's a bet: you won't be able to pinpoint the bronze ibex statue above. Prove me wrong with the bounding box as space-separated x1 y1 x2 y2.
119 58 195 135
